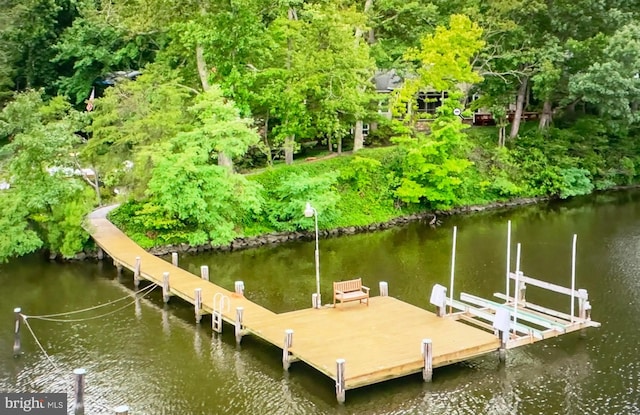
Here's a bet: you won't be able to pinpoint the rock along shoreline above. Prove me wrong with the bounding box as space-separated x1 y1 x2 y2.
144 196 547 257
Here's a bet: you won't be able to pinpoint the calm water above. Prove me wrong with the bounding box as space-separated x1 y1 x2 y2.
2 190 640 414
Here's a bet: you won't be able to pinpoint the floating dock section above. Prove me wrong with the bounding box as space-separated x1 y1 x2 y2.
86 208 600 403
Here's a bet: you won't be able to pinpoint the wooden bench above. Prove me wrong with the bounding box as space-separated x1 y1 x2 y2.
333 278 370 307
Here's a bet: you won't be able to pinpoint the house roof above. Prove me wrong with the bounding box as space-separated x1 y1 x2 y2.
373 69 403 93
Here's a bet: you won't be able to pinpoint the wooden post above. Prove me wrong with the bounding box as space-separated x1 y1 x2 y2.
73 368 87 415
114 405 129 414
282 329 294 370
162 272 171 303
194 288 202 324
517 280 527 304
171 252 178 267
13 307 21 357
133 256 141 288
422 339 433 382
379 281 388 297
235 307 244 344
200 265 209 282
335 359 346 404
578 288 588 337
97 247 104 260
235 281 244 296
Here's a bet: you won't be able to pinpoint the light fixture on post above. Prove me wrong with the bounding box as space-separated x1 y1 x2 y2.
304 202 321 309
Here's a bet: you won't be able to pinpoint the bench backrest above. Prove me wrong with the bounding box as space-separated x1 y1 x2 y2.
334 278 362 292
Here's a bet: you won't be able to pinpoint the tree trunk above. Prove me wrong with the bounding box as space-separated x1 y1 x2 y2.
196 45 210 92
498 124 506 147
327 135 332 153
285 135 294 165
509 77 528 139
337 134 342 154
353 120 364 152
538 99 553 130
351 0 373 153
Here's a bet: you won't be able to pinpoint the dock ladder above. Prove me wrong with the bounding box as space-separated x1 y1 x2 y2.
212 293 230 333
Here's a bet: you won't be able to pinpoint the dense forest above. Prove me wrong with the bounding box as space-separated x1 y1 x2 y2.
1 0 640 261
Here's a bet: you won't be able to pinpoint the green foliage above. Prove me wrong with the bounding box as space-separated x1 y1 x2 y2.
0 90 94 260
558 168 594 199
394 14 484 121
393 95 474 209
261 171 340 232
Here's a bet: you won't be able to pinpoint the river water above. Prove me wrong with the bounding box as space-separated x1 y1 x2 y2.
2 190 640 414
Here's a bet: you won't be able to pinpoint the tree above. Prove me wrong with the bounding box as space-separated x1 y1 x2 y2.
569 22 640 131
53 3 158 104
393 93 473 209
393 14 484 124
0 91 95 261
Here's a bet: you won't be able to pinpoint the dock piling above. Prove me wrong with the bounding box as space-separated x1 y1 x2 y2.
114 405 129 414
115 260 122 276
73 368 87 415
336 359 346 403
282 329 294 370
379 281 388 297
421 339 433 382
13 307 21 357
235 281 244 296
235 307 244 344
194 288 202 324
171 252 178 267
162 272 171 303
200 265 209 281
134 256 141 288
97 247 104 260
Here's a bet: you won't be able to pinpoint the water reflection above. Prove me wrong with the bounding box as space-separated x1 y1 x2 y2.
4 189 640 414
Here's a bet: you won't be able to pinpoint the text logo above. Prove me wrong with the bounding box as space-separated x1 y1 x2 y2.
0 393 66 414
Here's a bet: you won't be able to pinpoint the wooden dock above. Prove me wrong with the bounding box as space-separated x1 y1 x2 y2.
86 207 599 402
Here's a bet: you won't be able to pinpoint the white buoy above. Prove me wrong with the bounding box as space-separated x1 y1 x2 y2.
421 339 433 382
379 281 388 297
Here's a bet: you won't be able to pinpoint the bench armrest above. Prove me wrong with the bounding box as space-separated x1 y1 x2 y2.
361 286 370 294
335 289 346 296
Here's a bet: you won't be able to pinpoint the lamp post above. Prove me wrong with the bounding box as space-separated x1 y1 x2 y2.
304 202 321 308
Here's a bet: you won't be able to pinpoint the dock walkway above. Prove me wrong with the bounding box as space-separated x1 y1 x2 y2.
86 207 598 402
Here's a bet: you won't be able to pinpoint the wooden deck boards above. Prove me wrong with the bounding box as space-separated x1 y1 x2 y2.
86 206 501 393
